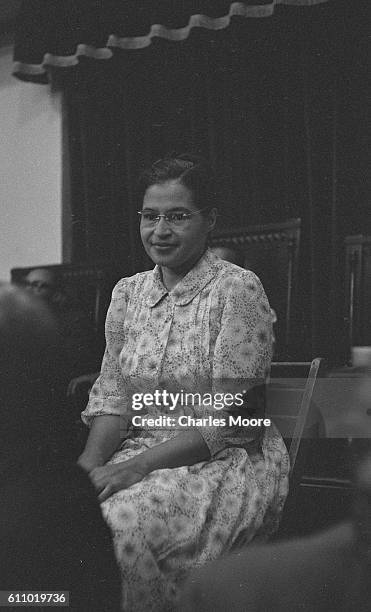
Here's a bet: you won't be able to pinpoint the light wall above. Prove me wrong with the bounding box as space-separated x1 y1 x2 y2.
0 42 62 281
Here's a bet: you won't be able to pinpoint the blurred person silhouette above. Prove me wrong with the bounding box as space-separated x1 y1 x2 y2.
22 267 101 394
22 267 61 301
0 283 121 611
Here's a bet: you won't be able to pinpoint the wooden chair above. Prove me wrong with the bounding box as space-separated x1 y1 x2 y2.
266 358 325 481
266 358 330 538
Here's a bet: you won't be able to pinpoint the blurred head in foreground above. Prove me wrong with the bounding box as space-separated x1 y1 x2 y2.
0 283 63 461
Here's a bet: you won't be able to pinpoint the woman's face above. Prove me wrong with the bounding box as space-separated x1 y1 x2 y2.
140 180 216 274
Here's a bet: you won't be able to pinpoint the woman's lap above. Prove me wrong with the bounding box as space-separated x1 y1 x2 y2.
101 428 289 610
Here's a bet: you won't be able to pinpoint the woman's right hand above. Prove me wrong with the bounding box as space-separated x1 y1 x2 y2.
89 458 148 502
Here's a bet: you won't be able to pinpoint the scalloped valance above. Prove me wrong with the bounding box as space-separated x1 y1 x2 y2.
13 0 329 83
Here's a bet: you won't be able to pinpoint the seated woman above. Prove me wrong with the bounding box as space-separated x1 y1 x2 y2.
78 154 290 611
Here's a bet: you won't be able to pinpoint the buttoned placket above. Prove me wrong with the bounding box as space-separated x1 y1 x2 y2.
146 250 219 390
156 296 177 390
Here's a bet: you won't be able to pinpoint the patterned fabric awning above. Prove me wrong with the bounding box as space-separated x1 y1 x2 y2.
13 0 329 83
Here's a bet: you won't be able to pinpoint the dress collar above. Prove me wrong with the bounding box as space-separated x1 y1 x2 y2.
147 249 219 307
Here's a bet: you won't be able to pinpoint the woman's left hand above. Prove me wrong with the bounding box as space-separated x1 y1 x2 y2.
89 458 148 502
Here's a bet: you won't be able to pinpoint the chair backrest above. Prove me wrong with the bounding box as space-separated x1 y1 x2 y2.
210 218 301 360
266 358 324 479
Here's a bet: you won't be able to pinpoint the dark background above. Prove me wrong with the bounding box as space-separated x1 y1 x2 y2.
12 0 371 362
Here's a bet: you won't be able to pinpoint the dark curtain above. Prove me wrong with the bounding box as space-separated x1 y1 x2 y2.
13 0 370 363
13 1 330 82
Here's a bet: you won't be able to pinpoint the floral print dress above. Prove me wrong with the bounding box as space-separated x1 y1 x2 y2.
81 249 289 611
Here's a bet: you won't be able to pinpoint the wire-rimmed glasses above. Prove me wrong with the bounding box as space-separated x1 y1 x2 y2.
138 208 209 227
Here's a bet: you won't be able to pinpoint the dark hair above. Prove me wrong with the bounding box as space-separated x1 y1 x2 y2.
139 153 219 213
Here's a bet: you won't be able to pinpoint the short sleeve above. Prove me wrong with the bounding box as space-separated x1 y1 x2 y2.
194 271 273 456
81 279 130 427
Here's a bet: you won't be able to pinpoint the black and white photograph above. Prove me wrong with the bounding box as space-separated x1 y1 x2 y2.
0 1 370 610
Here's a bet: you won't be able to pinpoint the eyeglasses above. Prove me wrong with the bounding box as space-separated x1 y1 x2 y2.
22 280 54 291
138 208 208 227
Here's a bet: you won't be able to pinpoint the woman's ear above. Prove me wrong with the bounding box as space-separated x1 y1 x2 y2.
207 207 218 232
